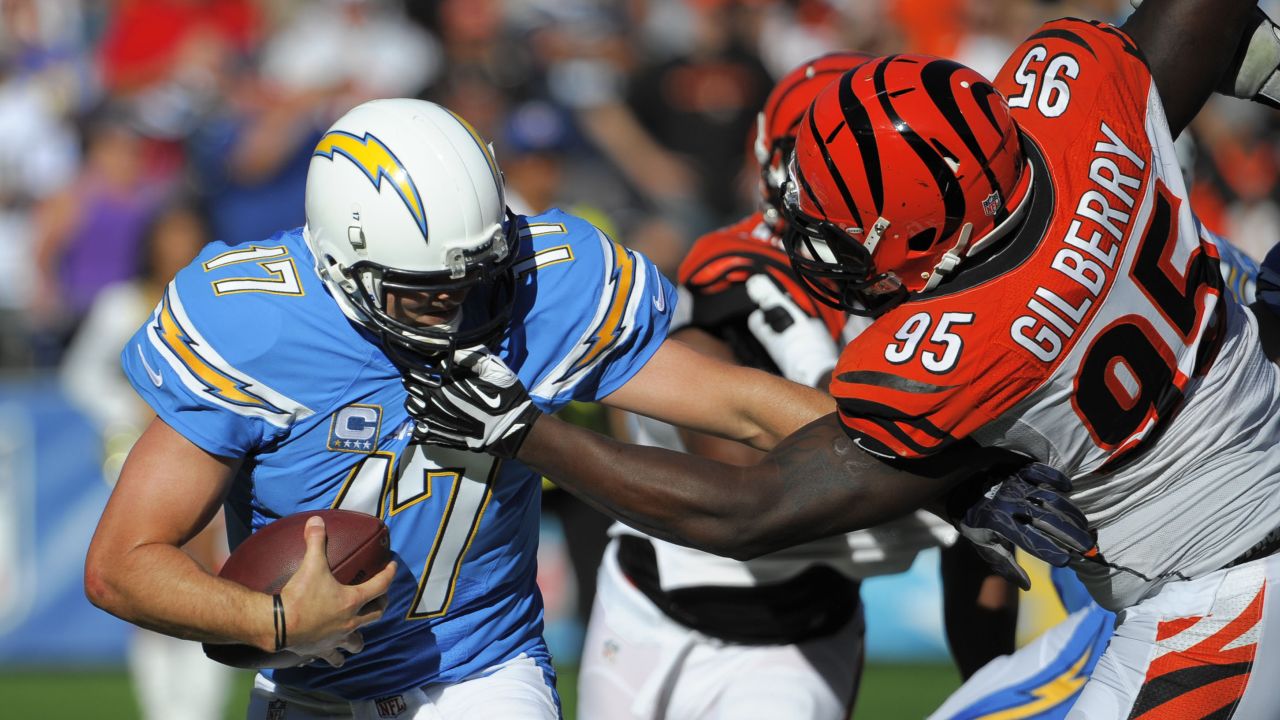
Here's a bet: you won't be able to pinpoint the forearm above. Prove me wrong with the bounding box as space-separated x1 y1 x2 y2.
521 414 762 556
84 417 272 650
733 371 834 450
518 412 975 559
603 335 834 452
85 540 275 651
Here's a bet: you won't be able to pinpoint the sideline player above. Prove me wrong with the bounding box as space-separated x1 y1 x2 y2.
410 1 1280 716
82 98 1071 718
578 53 1017 720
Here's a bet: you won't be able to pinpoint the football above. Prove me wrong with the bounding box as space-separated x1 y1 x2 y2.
202 509 391 669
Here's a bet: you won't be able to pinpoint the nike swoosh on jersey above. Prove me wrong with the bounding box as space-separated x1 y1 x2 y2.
653 287 666 312
138 346 164 387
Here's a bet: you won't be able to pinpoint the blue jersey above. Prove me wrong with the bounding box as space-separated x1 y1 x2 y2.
121 209 675 700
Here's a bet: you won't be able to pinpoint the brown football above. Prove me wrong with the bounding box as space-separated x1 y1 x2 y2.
202 509 391 668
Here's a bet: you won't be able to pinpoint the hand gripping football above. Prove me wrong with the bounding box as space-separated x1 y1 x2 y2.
202 509 391 668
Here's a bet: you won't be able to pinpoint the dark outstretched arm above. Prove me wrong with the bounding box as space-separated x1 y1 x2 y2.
518 411 993 560
1122 0 1258 137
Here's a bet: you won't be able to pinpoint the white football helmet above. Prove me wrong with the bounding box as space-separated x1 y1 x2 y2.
304 98 518 357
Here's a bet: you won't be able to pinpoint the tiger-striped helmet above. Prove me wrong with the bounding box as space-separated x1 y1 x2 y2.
755 52 875 226
782 55 1033 316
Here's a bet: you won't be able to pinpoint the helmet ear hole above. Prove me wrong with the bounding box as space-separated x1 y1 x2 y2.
908 228 937 253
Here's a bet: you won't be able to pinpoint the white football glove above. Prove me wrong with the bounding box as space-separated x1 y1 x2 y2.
402 348 542 459
744 274 839 388
1226 9 1280 108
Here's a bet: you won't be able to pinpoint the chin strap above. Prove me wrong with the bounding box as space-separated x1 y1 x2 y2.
921 159 1035 292
923 222 973 292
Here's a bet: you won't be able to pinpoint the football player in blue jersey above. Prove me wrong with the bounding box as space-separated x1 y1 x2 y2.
82 98 853 719
83 97 1088 719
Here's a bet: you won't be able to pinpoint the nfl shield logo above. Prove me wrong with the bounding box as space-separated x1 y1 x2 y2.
982 191 1002 217
266 699 287 720
375 695 407 718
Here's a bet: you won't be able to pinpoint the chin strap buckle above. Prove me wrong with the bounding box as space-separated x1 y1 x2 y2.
923 222 974 291
862 217 891 254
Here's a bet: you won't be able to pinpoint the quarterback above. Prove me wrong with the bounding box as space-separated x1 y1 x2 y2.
83 99 830 718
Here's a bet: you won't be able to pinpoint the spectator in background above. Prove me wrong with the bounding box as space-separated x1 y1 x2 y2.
188 0 440 247
0 57 79 366
755 1 876 77
259 0 440 109
527 2 703 245
183 68 330 247
0 0 87 368
430 0 535 101
890 0 967 57
97 0 260 168
501 100 578 216
1191 98 1280 261
623 0 773 227
60 198 232 720
950 0 1036 79
32 106 164 363
97 0 259 97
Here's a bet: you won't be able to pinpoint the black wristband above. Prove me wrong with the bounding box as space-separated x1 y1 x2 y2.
489 406 542 460
272 593 287 652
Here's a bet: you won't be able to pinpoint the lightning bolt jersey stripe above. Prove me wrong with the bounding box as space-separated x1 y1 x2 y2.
119 210 674 700
565 237 637 374
149 287 305 421
525 212 674 403
929 604 1113 720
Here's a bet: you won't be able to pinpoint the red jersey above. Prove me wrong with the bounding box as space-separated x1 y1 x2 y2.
832 19 1223 468
829 20 1280 609
678 212 846 342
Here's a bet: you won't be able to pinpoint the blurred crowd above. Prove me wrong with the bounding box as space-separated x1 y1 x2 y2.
4 0 1280 373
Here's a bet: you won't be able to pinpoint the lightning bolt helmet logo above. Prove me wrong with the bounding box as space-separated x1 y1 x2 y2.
312 130 429 239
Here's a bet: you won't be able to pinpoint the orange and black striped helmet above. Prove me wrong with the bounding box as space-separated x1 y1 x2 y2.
754 52 875 227
782 55 1033 316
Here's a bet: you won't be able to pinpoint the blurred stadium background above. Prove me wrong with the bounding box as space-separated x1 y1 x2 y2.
3 0 1279 717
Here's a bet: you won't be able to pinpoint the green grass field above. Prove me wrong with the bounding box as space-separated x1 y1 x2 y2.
0 663 961 719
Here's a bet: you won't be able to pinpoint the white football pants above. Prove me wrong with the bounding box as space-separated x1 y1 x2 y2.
578 542 864 720
245 654 559 719
1069 552 1280 718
